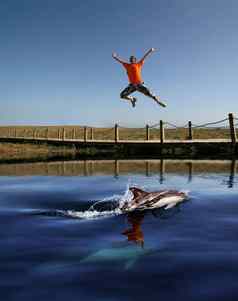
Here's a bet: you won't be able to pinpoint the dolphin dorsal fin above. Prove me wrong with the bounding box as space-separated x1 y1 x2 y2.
129 187 147 199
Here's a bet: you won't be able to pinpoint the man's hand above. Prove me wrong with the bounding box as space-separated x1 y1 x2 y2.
140 48 157 63
112 52 125 64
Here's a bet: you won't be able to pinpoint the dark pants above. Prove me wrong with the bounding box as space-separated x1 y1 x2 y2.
120 83 156 100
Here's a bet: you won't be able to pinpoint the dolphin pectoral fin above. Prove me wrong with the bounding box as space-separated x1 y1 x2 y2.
164 202 177 210
125 258 137 270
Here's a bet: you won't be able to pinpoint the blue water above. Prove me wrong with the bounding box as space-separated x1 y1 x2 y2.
0 162 238 301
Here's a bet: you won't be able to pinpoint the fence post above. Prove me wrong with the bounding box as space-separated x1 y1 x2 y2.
84 126 88 142
73 128 76 140
188 121 193 140
45 128 48 140
14 128 17 138
114 124 119 142
146 124 150 141
91 127 94 140
62 128 65 141
33 128 36 139
228 113 237 145
160 120 164 143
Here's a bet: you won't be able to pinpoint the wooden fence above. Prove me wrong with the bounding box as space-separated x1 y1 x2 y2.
0 113 237 143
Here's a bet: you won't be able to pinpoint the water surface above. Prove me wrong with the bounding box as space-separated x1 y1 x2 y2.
0 159 238 301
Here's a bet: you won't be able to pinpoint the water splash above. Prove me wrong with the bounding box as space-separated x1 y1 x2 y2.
65 208 122 219
61 185 134 220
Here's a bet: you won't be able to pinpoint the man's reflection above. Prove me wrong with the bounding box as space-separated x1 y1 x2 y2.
122 211 145 247
121 205 183 248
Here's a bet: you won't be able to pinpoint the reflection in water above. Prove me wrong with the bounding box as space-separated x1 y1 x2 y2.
2 165 238 300
227 159 236 188
159 159 165 184
122 202 184 248
0 159 237 188
122 212 145 247
188 162 193 183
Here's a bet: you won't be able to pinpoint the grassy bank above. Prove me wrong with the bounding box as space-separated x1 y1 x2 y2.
0 142 77 162
0 126 234 162
0 125 232 140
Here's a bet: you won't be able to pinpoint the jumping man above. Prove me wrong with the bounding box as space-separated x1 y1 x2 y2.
112 48 166 108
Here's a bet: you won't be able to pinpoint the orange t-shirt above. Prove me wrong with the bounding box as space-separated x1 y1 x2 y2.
122 61 144 84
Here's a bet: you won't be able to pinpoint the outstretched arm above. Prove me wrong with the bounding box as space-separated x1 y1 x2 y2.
112 52 127 64
139 48 156 63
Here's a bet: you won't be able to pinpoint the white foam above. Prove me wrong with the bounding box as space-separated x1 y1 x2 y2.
65 208 122 219
64 186 133 220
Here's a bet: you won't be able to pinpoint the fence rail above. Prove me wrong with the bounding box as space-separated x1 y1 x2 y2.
0 113 237 144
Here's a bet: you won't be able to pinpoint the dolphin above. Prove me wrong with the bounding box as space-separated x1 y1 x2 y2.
120 187 188 212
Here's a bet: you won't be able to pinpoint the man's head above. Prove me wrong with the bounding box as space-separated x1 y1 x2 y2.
129 56 137 63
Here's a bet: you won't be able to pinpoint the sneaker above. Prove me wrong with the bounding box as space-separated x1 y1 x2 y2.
131 97 137 108
154 96 167 107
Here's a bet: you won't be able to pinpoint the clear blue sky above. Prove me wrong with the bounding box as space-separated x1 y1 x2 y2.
1 0 238 127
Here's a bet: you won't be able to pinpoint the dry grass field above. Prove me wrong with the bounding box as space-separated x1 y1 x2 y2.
0 142 76 161
0 125 234 161
0 125 233 141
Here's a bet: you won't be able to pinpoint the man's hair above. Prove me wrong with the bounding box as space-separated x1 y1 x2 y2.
130 56 137 63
